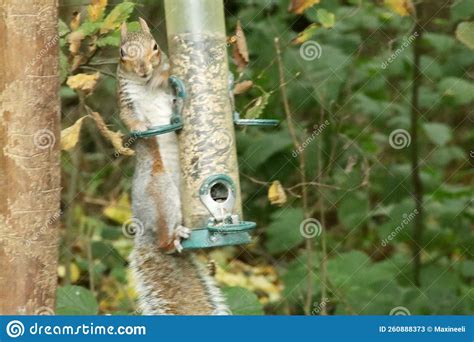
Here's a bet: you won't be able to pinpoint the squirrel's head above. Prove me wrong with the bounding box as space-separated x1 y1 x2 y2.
119 18 162 80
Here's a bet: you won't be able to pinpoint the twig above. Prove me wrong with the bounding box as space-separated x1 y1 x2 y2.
410 3 424 287
317 107 328 315
274 37 313 315
80 65 117 79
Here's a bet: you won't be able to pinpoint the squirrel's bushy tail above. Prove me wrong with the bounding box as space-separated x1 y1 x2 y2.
130 245 229 315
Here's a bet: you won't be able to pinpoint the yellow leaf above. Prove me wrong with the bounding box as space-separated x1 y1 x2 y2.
234 80 253 95
88 0 108 22
70 11 81 31
384 0 414 16
68 31 84 56
288 0 320 15
57 263 81 282
70 262 81 283
268 180 287 206
89 110 134 156
100 2 135 34
103 193 132 225
66 72 100 94
61 116 88 151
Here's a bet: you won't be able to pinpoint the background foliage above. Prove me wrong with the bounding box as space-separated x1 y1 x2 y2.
57 0 473 315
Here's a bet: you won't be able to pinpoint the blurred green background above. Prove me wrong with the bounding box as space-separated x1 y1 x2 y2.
57 0 473 315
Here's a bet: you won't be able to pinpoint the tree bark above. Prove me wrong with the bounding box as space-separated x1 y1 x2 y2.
0 0 60 314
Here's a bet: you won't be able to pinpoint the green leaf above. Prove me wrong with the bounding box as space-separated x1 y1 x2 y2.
456 22 474 50
291 23 320 44
281 255 319 305
58 19 70 37
101 2 135 33
240 130 292 170
59 51 69 84
460 260 474 278
56 285 98 315
265 208 305 254
222 287 263 315
438 77 474 105
77 21 101 36
422 122 452 146
337 191 369 229
423 33 456 54
317 9 335 28
451 0 474 22
97 33 120 47
245 92 270 119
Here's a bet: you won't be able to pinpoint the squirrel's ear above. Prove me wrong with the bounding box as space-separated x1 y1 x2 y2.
139 17 151 33
121 23 128 38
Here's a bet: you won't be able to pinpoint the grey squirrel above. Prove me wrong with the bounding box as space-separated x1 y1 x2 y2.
117 18 229 315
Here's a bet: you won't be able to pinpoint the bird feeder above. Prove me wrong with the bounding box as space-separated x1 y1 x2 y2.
133 0 278 249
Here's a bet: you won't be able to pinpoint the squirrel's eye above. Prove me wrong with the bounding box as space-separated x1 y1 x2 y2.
153 43 158 51
120 48 126 58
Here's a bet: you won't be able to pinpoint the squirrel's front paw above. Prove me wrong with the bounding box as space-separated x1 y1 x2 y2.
134 123 150 132
173 225 191 253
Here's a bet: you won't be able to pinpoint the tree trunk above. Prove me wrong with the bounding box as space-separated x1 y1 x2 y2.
0 0 60 314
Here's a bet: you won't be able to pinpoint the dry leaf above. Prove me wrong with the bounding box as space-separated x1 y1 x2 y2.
68 31 84 56
103 193 132 224
288 0 320 14
67 72 100 94
268 180 287 206
384 0 414 16
234 80 253 95
215 259 282 304
61 116 88 151
70 11 81 31
88 0 108 22
89 110 135 156
232 21 249 72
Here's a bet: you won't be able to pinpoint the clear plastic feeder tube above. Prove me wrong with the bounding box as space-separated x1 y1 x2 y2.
164 0 243 228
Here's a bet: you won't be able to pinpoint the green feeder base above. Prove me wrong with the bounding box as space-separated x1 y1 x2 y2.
181 221 256 250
